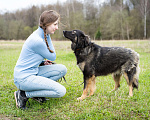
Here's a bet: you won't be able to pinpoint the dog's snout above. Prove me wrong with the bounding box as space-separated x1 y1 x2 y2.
63 31 66 37
63 30 74 41
63 30 66 34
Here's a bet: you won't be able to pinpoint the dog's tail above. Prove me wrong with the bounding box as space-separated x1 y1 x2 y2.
122 49 140 89
133 51 140 90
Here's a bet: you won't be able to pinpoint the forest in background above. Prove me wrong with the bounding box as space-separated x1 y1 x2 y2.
0 0 150 40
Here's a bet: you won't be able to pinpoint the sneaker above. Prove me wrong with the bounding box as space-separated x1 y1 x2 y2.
31 97 46 103
14 90 28 109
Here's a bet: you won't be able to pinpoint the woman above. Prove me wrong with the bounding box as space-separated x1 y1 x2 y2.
14 10 67 109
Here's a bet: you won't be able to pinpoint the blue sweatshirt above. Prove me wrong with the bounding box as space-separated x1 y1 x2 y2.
14 27 56 79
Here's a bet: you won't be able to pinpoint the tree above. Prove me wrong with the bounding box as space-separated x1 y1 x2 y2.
25 6 38 32
130 0 150 39
0 16 5 39
95 29 101 40
0 0 150 40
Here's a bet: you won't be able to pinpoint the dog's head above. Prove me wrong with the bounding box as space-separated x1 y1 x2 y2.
63 30 91 51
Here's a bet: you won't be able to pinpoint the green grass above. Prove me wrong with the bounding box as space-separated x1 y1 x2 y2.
0 40 150 120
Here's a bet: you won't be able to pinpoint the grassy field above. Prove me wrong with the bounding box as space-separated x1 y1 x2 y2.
0 40 150 120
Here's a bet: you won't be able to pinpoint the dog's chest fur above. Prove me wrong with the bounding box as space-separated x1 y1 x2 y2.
78 61 86 71
76 46 96 72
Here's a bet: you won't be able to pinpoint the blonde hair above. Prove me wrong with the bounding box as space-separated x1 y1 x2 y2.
39 10 60 53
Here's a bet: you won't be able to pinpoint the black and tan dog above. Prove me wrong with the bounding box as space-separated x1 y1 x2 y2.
63 30 140 100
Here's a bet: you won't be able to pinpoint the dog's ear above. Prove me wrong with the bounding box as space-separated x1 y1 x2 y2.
84 35 91 46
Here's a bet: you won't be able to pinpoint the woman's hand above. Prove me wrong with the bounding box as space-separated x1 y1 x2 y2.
44 60 53 65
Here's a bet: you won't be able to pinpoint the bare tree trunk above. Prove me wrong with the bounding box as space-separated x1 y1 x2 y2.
66 2 70 28
126 22 130 40
17 23 22 40
72 0 75 13
83 0 86 19
120 0 124 40
144 0 147 39
138 0 149 39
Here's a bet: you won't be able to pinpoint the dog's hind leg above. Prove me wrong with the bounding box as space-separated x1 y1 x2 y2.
112 72 122 91
124 65 139 96
124 72 133 96
77 75 95 100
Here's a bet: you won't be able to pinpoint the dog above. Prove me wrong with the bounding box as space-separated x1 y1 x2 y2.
63 30 140 100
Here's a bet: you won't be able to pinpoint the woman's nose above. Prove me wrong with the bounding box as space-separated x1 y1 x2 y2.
56 25 58 30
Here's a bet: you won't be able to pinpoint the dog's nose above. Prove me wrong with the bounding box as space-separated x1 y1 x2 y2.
63 30 66 34
63 30 66 36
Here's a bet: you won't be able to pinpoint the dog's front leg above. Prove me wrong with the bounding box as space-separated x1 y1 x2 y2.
77 89 88 101
77 76 93 101
88 75 96 97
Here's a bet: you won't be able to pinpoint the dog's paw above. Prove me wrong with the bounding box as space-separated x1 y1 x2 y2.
109 89 115 93
129 94 133 97
77 97 83 101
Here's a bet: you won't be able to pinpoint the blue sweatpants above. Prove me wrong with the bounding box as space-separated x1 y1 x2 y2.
14 64 67 98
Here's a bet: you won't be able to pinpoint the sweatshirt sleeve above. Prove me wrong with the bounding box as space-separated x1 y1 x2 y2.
32 37 56 61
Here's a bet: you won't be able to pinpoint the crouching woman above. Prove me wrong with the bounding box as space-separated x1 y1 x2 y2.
14 10 67 109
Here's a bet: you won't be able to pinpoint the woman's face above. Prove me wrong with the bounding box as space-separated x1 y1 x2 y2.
46 20 59 34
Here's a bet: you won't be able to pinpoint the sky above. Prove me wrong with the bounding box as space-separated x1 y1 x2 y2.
0 0 67 13
0 0 105 13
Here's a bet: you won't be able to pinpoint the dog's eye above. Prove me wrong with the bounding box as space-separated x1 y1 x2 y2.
72 31 76 34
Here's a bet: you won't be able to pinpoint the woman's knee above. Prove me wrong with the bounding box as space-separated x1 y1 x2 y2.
57 85 66 97
58 64 67 76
